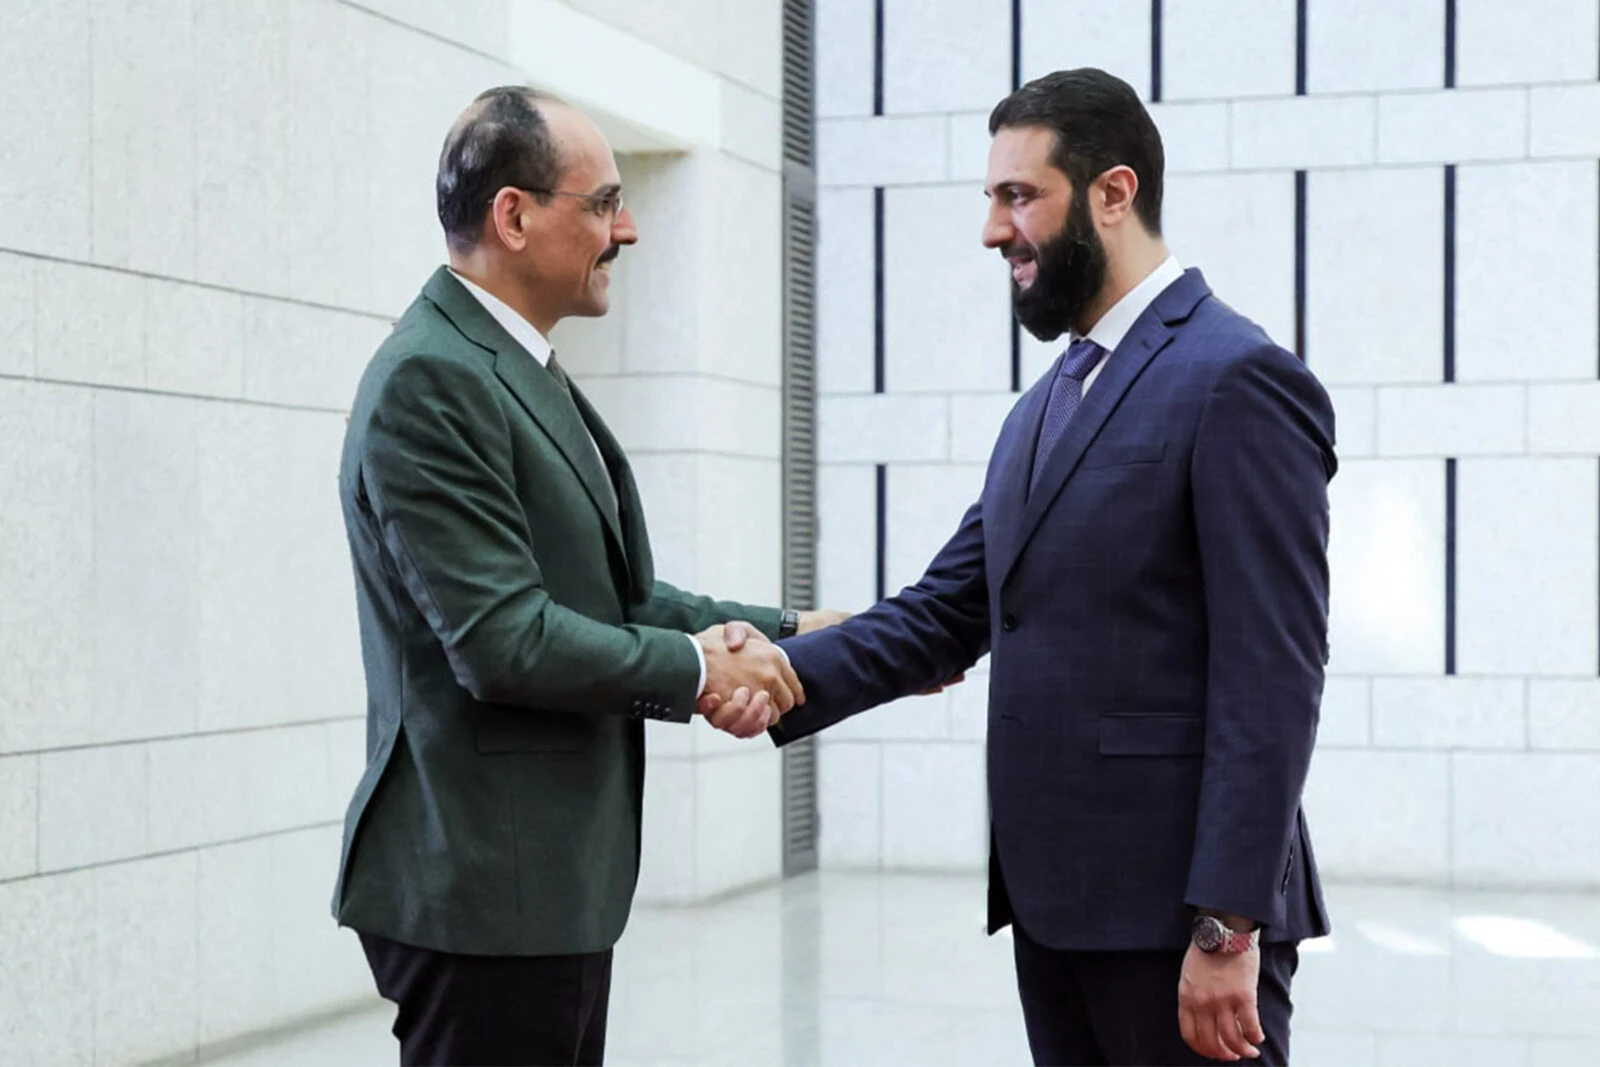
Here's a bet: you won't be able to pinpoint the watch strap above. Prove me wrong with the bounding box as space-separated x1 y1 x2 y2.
1223 927 1260 954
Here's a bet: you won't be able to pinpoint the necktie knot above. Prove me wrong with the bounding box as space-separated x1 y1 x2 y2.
1060 338 1103 382
546 352 572 393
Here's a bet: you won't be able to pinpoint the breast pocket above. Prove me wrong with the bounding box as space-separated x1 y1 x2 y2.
1098 713 1204 757
1079 440 1167 470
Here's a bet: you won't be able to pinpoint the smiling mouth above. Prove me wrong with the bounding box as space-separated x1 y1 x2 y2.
1008 252 1037 287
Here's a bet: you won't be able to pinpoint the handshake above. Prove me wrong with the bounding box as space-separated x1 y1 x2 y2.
690 611 849 739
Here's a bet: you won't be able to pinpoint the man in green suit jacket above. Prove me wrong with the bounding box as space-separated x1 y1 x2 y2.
332 86 833 1066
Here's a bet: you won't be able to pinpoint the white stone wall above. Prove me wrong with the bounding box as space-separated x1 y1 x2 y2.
0 1 786 1061
813 0 1600 889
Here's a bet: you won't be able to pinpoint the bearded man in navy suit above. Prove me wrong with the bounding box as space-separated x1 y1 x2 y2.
714 68 1337 1066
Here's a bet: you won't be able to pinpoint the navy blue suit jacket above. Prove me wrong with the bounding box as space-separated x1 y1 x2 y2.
776 269 1336 952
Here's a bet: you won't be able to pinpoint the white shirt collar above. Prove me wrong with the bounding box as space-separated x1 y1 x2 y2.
1077 254 1184 354
449 269 553 367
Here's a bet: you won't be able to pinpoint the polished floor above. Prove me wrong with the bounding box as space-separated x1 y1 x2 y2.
202 874 1600 1066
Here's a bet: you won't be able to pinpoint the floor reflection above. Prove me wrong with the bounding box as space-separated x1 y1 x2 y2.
203 875 1600 1066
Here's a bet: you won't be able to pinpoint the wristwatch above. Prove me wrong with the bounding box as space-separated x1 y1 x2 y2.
1192 915 1260 955
777 609 800 639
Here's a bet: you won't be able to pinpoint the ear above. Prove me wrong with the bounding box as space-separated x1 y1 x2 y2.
488 187 533 252
1095 165 1140 227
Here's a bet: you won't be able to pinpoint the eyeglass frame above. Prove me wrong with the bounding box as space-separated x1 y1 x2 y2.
511 186 626 220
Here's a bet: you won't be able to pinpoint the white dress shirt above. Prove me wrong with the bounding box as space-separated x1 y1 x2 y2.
1072 254 1184 396
450 270 710 696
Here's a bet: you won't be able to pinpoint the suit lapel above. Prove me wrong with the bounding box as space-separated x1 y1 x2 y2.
993 269 1211 587
569 383 655 603
983 369 1053 585
421 268 629 564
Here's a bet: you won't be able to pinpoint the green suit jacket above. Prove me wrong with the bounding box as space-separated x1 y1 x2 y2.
331 267 782 956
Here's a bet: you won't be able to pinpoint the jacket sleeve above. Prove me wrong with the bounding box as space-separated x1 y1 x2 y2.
631 581 785 640
1184 343 1337 927
359 352 702 721
770 497 992 745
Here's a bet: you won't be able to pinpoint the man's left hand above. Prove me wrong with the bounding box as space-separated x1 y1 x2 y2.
1178 940 1263 1062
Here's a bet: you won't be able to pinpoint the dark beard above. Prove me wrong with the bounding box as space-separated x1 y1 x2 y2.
1008 194 1108 343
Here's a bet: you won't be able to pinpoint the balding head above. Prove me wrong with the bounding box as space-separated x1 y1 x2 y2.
436 86 568 252
434 87 636 334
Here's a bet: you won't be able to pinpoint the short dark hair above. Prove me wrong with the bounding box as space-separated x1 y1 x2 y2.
988 68 1165 234
436 86 564 251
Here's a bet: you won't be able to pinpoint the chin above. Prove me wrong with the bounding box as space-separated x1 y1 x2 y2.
1018 320 1066 344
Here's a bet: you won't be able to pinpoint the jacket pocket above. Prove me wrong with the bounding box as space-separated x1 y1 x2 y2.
1097 712 1204 756
1079 440 1166 470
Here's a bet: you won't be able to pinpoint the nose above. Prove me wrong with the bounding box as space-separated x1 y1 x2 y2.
612 205 638 245
981 202 1014 250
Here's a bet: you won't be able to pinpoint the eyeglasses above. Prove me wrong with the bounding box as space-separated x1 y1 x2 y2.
517 187 625 220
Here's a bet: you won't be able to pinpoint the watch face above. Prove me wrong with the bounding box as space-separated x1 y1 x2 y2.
1193 917 1224 952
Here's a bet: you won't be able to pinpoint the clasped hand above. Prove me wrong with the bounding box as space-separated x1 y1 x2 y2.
693 622 804 739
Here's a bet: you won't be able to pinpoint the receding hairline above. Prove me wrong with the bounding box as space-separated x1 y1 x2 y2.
445 87 565 146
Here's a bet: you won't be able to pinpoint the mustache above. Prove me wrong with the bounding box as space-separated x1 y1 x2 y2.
598 245 622 265
1000 241 1036 261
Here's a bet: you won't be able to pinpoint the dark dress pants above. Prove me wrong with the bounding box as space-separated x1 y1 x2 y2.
1012 921 1298 1067
360 931 613 1067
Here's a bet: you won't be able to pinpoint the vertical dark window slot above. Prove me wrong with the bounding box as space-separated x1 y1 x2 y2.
1444 165 1457 383
1294 170 1307 362
874 186 886 394
1150 0 1164 102
873 0 885 115
875 464 888 602
1011 321 1022 392
1445 458 1458 676
1445 0 1457 88
1011 0 1023 90
1295 0 1308 95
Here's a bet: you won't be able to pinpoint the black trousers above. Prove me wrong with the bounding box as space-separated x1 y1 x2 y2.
360 932 614 1067
1012 923 1298 1067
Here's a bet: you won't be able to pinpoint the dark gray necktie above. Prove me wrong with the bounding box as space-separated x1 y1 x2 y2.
546 351 572 393
547 352 618 511
1029 338 1105 495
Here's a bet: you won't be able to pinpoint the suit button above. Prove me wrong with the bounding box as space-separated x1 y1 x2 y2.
1001 613 1018 632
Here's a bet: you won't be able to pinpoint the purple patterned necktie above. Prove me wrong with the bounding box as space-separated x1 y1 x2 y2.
1029 338 1105 495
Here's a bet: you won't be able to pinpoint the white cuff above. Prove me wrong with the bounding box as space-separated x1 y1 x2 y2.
687 633 707 697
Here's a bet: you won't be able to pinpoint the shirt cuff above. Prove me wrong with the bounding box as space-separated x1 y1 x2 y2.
686 633 707 697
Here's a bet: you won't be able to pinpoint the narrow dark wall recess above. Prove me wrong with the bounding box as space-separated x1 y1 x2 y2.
1295 0 1308 95
1294 170 1307 362
1011 0 1022 91
872 0 884 115
1445 458 1458 676
1150 0 1163 102
1444 165 1457 383
1445 0 1457 88
875 464 888 602
873 186 885 394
